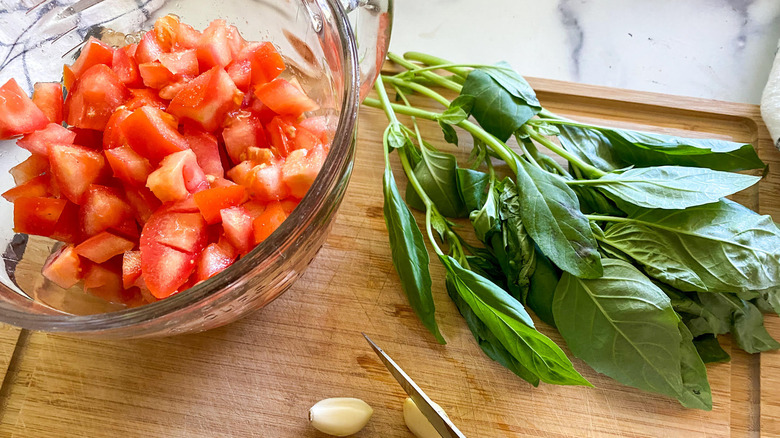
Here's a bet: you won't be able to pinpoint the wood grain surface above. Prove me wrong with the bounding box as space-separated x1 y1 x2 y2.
0 79 777 437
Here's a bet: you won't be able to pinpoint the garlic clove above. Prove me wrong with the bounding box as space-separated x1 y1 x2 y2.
403 397 447 438
309 397 374 437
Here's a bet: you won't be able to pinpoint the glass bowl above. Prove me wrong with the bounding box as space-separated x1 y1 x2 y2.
0 0 391 338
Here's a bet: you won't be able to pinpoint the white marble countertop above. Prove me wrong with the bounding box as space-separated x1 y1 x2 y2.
389 0 780 105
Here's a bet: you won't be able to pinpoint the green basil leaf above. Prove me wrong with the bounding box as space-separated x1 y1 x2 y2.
558 125 626 172
759 287 780 315
440 255 591 386
461 69 540 142
731 299 780 353
600 128 765 171
514 158 602 279
438 120 459 145
446 276 540 386
589 166 760 210
677 322 713 410
405 147 468 218
526 249 561 327
457 168 490 213
660 285 729 337
403 142 422 169
572 185 625 216
384 123 409 150
492 179 536 302
469 186 499 242
477 62 542 109
552 259 687 402
602 199 780 293
383 167 445 344
692 335 730 364
439 105 469 125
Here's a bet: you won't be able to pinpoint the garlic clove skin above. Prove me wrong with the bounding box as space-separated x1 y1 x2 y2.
403 397 447 438
309 397 374 437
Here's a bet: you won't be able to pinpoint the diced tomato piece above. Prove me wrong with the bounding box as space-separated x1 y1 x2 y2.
147 149 208 203
225 25 247 59
248 42 286 86
31 82 64 124
69 37 114 80
105 145 153 186
102 108 132 150
112 45 143 88
167 66 242 132
9 154 48 185
71 128 104 150
226 59 252 91
42 245 82 289
166 195 199 213
147 210 207 253
297 115 333 144
243 199 265 219
75 231 135 263
2 174 50 202
208 176 237 189
182 123 223 177
196 20 233 70
16 123 76 157
122 250 142 289
49 143 106 204
121 106 189 164
193 185 246 224
282 145 325 198
196 237 237 282
50 201 81 244
152 15 178 52
139 62 175 89
82 261 124 303
63 65 76 92
222 110 268 163
135 31 164 64
125 88 167 111
254 77 319 117
79 185 133 237
249 98 278 124
110 217 139 240
159 49 199 77
220 205 253 254
246 147 275 165
13 197 67 236
174 23 202 50
265 116 293 157
289 124 323 152
248 162 289 202
226 160 255 186
252 200 287 244
0 79 49 139
280 198 300 214
124 185 161 224
64 64 130 130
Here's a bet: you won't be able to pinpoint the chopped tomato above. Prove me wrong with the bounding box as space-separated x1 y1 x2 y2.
221 205 253 254
50 201 81 243
49 143 106 204
110 217 139 240
13 197 67 236
248 162 290 202
147 149 208 203
16 123 76 157
174 22 202 50
254 77 319 117
222 110 267 163
196 237 237 282
159 49 199 77
247 42 285 86
243 199 265 219
193 185 246 224
112 45 143 88
105 145 153 186
248 98 278 124
152 15 178 52
31 82 64 124
297 115 332 144
139 62 175 89
147 210 207 253
167 66 242 132
121 105 189 164
75 231 135 263
9 154 48 185
280 198 300 214
226 59 252 91
2 174 50 202
79 185 133 237
102 108 132 150
196 19 233 70
124 185 161 224
122 250 142 289
252 200 287 243
68 37 114 81
82 261 124 303
246 146 275 165
166 195 200 213
135 31 164 65
71 128 104 150
64 64 130 130
42 245 82 289
125 88 167 111
265 116 293 157
0 78 50 139
282 145 325 198
182 124 223 177
226 160 255 186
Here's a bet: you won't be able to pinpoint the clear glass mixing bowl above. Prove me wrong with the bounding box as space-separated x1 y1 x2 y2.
0 0 391 337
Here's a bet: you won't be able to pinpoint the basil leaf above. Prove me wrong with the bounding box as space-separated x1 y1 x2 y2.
461 69 540 142
553 259 687 403
600 128 765 171
383 167 445 344
693 335 730 364
469 186 499 242
457 168 490 213
439 105 469 125
558 125 625 172
514 158 602 279
759 287 780 315
477 62 542 109
526 250 561 327
572 185 625 216
384 123 409 150
446 276 540 386
493 179 536 302
661 285 729 337
438 120 459 145
405 147 468 218
602 199 780 293
731 299 780 353
677 322 713 410
440 255 591 386
589 166 760 210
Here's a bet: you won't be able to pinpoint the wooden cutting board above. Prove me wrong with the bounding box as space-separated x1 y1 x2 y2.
0 78 777 437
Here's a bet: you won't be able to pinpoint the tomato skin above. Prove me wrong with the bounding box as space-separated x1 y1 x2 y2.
75 231 135 263
16 123 76 157
49 143 106 204
254 77 318 117
102 108 133 150
252 200 287 243
69 37 114 80
50 201 81 243
121 106 189 165
182 124 223 177
13 197 67 236
79 185 133 237
193 185 246 224
220 205 253 254
31 82 64 124
248 42 285 86
265 116 292 157
42 245 82 289
222 110 268 163
0 79 50 139
9 154 48 185
105 145 153 186
167 66 242 132
64 64 130 130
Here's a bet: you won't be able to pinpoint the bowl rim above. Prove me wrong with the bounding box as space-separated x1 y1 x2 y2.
0 0 361 332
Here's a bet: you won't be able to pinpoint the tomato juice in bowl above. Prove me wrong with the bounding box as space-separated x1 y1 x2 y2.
0 0 391 337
